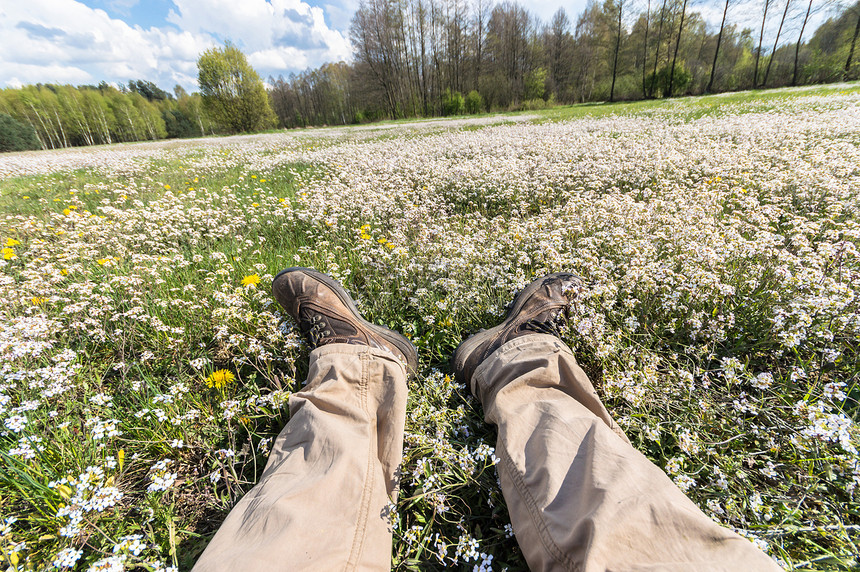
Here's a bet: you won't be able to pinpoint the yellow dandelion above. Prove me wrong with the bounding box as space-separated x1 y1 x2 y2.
31 297 47 305
68 205 78 210
2 247 16 260
252 202 259 207
242 274 261 288
96 258 110 265
63 209 71 216
164 184 171 190
22 196 29 199
206 369 235 389
5 238 20 247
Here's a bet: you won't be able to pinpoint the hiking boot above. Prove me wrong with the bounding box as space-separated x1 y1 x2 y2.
272 267 418 378
452 272 583 385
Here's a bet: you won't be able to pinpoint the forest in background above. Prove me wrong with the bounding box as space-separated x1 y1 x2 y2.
2 0 860 149
273 0 860 125
0 82 217 152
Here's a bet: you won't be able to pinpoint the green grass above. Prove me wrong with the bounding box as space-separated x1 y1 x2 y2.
526 81 860 122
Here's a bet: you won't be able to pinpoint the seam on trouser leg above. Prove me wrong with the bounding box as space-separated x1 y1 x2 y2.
345 352 375 571
500 445 580 572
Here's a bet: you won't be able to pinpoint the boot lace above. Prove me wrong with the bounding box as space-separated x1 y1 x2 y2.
523 306 570 338
306 314 332 347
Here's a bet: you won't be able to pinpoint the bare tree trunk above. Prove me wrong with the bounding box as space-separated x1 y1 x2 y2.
668 0 688 97
27 101 57 149
413 0 429 115
708 0 731 93
763 0 791 87
143 109 157 139
642 0 651 98
53 107 69 148
123 106 139 140
73 92 96 146
399 0 415 117
754 0 772 88
96 105 112 144
432 0 443 113
844 6 860 78
34 131 47 150
650 0 668 97
792 0 813 85
610 0 624 102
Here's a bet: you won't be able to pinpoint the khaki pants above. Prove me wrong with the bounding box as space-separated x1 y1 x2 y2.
193 335 782 571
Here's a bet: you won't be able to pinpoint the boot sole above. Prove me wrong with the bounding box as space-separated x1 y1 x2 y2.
452 272 580 384
274 267 419 378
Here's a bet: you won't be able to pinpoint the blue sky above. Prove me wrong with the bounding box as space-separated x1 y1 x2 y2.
0 0 834 94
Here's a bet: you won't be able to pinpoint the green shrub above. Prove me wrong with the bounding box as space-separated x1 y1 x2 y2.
646 65 693 98
524 67 548 101
162 109 198 139
465 90 484 114
0 113 40 152
442 89 465 116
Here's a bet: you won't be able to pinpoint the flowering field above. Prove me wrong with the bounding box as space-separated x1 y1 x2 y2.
1 90 859 571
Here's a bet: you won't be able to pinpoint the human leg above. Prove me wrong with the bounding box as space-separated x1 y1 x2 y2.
454 275 782 572
193 268 416 572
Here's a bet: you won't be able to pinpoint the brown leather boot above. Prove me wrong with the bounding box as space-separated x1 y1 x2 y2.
272 267 418 378
452 272 584 385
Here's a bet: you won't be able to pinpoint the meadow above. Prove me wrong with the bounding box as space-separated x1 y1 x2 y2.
0 87 858 571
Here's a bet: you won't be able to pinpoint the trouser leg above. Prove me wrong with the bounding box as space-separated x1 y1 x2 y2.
472 334 782 572
193 344 408 572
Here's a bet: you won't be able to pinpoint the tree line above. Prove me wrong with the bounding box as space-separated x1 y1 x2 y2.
271 0 860 127
2 0 860 151
0 43 275 151
0 81 217 151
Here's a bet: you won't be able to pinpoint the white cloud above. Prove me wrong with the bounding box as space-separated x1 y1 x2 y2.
0 0 351 91
167 0 351 77
249 48 308 71
6 64 93 86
